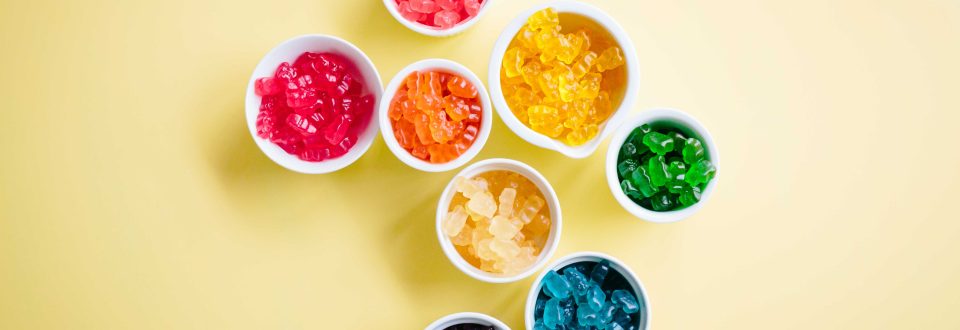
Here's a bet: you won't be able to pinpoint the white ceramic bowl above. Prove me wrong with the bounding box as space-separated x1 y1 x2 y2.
425 312 511 330
245 35 383 174
525 251 650 330
383 0 495 37
605 108 720 223
379 59 493 172
436 158 562 283
487 0 641 159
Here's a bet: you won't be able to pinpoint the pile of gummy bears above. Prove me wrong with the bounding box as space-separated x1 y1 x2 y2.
501 8 626 146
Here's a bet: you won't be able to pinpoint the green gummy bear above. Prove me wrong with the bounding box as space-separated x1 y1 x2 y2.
669 131 686 152
679 185 702 206
667 161 686 181
682 137 705 164
649 191 676 211
665 179 686 194
647 155 670 187
626 125 650 155
685 159 716 187
620 141 638 159
629 166 658 198
617 158 639 179
620 180 643 200
642 131 674 155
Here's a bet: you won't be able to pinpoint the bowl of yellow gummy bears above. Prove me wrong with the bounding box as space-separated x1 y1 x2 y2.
488 0 640 158
436 158 562 283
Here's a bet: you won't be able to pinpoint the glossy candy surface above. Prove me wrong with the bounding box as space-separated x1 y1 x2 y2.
389 70 482 164
254 52 375 162
535 261 642 330
443 170 551 276
395 0 485 29
501 8 627 146
617 124 716 211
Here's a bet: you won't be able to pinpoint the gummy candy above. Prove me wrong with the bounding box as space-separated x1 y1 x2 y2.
394 0 485 29
390 70 482 163
618 124 715 211
501 8 628 146
445 170 551 276
254 52 374 162
535 262 643 329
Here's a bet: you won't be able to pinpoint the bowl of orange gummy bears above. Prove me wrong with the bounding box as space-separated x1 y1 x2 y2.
488 1 640 158
379 59 493 172
436 158 562 283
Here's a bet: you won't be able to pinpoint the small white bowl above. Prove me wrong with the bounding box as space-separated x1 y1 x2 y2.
245 34 383 174
487 0 641 159
525 251 651 330
379 59 493 172
436 158 562 283
605 108 720 223
383 0 495 37
425 312 511 330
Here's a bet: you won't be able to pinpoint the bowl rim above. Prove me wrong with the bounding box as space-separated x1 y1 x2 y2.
382 0 496 37
487 0 641 159
604 108 720 223
524 251 651 330
244 34 383 174
378 58 493 172
435 158 562 283
424 312 511 330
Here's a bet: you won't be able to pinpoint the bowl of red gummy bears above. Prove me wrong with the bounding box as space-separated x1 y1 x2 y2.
246 34 383 174
384 0 493 37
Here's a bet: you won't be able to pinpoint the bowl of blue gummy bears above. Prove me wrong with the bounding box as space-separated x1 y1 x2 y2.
525 252 650 330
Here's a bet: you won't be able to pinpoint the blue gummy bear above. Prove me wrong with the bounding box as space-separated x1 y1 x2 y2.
590 262 609 284
598 301 617 325
559 298 575 325
544 271 573 299
586 285 605 312
611 289 640 314
563 268 591 297
576 304 599 327
544 298 562 329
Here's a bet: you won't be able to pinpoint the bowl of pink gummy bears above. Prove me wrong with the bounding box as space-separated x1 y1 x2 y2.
384 0 493 37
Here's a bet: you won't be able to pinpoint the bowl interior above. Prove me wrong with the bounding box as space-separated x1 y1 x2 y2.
379 59 492 172
525 253 650 330
487 0 640 158
605 109 719 223
426 312 510 330
436 159 561 283
245 35 383 174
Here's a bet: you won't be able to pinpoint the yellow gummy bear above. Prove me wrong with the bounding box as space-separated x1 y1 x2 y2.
571 51 597 79
527 7 559 31
515 26 538 50
596 46 626 72
575 29 592 53
527 105 558 127
503 47 526 78
536 28 561 63
577 72 601 100
521 61 545 89
565 123 598 145
555 33 584 64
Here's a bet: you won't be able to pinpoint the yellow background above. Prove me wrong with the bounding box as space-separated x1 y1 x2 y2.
2 0 959 328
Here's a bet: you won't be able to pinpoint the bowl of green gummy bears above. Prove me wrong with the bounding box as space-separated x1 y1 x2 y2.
605 108 719 223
